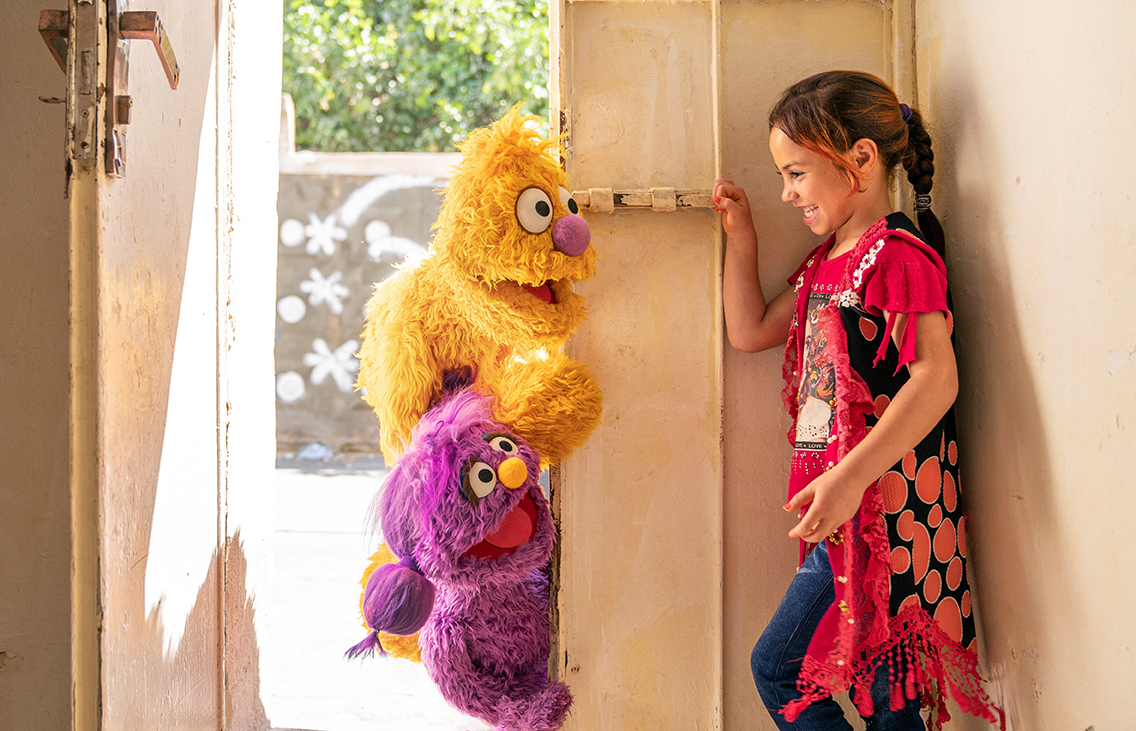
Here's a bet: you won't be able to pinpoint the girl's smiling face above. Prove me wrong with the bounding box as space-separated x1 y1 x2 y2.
769 127 859 239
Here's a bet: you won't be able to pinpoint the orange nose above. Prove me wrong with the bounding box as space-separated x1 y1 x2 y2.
497 457 528 489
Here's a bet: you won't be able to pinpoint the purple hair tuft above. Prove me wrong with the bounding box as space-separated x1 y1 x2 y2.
344 630 386 660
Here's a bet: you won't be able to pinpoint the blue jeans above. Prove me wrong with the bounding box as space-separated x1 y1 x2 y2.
751 542 923 730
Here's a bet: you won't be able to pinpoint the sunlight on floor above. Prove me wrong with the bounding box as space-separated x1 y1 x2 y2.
271 467 491 731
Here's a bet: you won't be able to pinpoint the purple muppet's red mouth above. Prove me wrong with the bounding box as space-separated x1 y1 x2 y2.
462 493 538 561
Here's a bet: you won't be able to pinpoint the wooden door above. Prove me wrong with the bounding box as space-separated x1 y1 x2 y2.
552 1 913 729
65 1 280 728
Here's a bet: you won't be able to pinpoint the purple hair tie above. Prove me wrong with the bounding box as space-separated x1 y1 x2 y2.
398 554 423 574
900 103 913 123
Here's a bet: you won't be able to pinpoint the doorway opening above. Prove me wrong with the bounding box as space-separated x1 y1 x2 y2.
269 1 549 728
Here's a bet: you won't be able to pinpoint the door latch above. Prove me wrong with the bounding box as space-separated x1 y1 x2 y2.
571 188 713 213
38 6 179 176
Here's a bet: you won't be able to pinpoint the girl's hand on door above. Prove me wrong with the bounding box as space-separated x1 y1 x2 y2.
713 179 755 236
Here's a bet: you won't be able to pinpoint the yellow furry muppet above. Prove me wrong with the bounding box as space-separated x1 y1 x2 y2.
356 109 602 467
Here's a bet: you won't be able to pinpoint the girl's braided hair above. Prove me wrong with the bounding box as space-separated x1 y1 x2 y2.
769 70 945 258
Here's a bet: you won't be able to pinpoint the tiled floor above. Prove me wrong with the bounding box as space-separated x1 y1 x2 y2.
270 467 491 731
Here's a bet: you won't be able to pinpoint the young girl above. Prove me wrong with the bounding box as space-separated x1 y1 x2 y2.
715 71 1004 730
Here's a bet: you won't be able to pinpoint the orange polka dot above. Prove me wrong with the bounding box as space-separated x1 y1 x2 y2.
934 518 957 563
897 509 916 541
916 457 942 503
879 470 908 514
948 440 958 466
943 471 957 513
940 433 946 461
913 523 931 582
928 504 943 528
892 546 911 574
923 569 942 604
961 590 972 617
935 597 964 644
898 594 921 614
860 317 879 341
946 557 963 590
902 450 917 480
874 394 891 419
958 514 967 558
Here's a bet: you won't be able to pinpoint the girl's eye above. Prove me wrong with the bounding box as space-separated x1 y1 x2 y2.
462 461 498 503
559 187 579 215
488 435 519 454
789 171 803 178
516 188 554 234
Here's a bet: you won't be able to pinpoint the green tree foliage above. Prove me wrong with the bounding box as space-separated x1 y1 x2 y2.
283 0 550 152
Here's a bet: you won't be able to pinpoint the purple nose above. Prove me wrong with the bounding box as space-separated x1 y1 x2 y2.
551 215 591 257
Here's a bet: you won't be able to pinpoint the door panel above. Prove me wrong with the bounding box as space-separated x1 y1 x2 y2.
555 1 911 729
67 0 279 728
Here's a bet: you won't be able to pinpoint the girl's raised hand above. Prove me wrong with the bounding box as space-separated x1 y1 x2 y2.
784 468 869 543
713 179 755 236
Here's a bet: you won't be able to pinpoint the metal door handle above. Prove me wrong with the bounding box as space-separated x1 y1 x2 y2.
120 11 179 90
38 10 178 90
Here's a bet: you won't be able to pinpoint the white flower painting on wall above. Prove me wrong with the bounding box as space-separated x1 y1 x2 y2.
304 213 348 256
299 268 350 315
303 338 360 393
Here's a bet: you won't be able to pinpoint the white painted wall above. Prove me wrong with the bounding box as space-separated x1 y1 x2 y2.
916 3 1136 729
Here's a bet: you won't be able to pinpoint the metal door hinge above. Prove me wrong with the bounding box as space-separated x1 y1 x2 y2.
571 187 713 213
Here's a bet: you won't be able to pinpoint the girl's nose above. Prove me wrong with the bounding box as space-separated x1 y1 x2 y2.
497 457 528 489
781 184 795 204
552 215 591 257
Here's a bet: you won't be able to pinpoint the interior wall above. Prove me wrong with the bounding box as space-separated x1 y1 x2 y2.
915 3 1136 730
0 3 72 729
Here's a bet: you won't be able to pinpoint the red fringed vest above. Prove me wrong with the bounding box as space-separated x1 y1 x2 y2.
780 213 1004 730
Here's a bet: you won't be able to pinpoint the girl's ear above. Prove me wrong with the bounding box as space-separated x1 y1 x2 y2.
850 138 880 173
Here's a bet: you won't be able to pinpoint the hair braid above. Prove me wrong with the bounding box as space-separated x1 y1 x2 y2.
901 108 946 258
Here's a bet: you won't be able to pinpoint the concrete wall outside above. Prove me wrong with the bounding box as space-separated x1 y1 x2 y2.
916 3 1136 729
274 117 458 455
0 3 72 728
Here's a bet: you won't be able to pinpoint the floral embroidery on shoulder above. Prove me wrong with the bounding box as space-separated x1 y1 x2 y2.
852 238 887 291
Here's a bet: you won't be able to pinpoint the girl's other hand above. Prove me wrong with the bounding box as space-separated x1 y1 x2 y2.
713 179 755 236
784 467 868 543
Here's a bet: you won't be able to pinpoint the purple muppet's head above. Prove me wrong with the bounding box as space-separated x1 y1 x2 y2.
347 389 554 658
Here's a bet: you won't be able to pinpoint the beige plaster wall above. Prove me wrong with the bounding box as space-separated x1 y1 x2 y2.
0 3 72 728
915 3 1136 729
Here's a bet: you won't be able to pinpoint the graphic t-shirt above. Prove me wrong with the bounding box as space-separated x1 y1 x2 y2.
789 251 848 483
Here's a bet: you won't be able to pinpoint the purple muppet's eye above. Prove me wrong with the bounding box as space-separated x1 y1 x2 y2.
487 435 518 454
461 460 497 505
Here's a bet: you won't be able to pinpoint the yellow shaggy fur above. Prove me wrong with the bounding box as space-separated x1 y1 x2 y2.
357 108 603 465
359 544 422 663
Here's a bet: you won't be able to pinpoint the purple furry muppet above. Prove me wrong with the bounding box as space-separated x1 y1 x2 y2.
347 389 572 731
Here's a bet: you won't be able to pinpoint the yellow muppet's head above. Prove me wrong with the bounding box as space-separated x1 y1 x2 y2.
429 107 596 345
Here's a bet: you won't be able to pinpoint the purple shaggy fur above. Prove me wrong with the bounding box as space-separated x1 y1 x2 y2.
353 389 572 731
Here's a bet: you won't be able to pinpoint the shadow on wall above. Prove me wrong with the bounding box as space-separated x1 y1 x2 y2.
932 56 1083 731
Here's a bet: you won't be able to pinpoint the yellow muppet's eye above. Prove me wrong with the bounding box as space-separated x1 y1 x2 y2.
516 187 554 234
464 461 498 499
559 187 579 215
